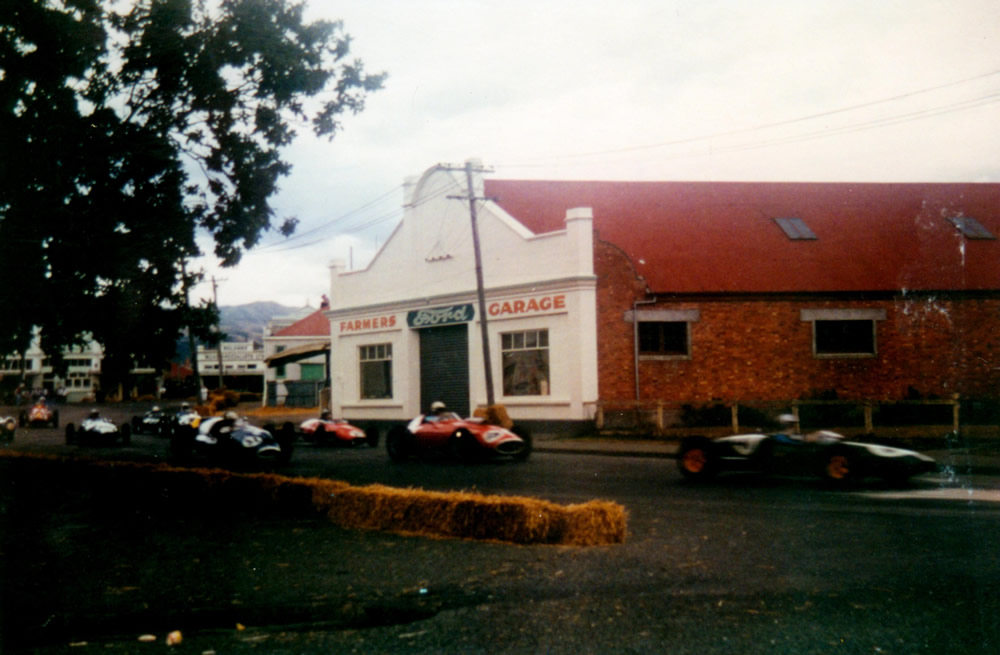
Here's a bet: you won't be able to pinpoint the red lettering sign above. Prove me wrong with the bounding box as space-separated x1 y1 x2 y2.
339 315 398 333
485 294 567 317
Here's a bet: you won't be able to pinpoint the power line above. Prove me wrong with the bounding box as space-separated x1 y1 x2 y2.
498 69 1000 166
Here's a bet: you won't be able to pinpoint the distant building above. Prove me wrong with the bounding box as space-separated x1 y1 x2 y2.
1 333 103 403
262 296 331 407
196 341 266 392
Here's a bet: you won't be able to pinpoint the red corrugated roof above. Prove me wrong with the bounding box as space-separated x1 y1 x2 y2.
485 180 1000 293
273 309 330 337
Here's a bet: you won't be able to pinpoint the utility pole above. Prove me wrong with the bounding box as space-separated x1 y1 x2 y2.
211 276 225 390
447 161 496 407
180 258 202 397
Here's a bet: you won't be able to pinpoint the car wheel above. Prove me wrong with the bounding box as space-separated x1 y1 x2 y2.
120 423 131 445
677 437 718 480
511 425 533 462
132 416 142 433
51 410 59 429
276 422 296 464
823 448 857 486
18 412 27 428
386 426 411 461
170 426 194 461
65 423 77 445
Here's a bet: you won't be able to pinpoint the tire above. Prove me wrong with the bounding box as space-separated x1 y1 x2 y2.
120 423 131 445
276 422 296 465
511 425 533 462
823 447 858 486
386 426 411 461
450 429 481 462
65 423 77 445
19 412 27 428
51 410 59 429
170 426 194 461
132 416 142 433
677 437 718 480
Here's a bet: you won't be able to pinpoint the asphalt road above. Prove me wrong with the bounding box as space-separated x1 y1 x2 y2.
3 403 1000 654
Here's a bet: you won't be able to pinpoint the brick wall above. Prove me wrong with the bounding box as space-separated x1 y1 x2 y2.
595 237 1000 403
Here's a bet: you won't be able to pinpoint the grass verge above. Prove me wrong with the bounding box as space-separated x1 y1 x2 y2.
0 451 627 546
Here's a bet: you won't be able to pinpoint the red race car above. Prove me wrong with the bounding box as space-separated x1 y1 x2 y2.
19 400 59 428
299 413 377 447
386 405 531 462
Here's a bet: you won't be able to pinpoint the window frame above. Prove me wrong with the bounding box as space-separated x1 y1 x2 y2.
500 329 551 397
801 308 885 359
359 343 393 400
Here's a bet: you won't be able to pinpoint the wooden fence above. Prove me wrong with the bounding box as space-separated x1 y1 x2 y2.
594 396 964 435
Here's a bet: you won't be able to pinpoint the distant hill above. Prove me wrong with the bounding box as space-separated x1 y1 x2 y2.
174 301 304 363
219 301 302 343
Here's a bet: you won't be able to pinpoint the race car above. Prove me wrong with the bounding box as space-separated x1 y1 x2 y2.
19 401 59 428
0 415 15 444
170 411 295 466
299 412 376 447
386 404 531 462
65 411 131 446
132 403 200 436
131 406 169 435
677 423 937 486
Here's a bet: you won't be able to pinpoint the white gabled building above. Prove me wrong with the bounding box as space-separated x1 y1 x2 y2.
324 161 600 433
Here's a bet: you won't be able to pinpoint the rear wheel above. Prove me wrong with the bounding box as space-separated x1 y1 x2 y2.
65 423 77 445
678 437 718 480
450 429 481 462
386 426 411 461
276 422 296 464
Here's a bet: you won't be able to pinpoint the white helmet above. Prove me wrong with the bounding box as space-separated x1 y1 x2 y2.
224 410 238 420
430 401 446 412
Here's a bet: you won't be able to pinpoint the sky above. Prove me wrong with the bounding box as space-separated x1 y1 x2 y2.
190 0 1000 309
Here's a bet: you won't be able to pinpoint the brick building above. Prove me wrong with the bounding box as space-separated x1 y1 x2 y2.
488 180 1000 411
324 162 1000 434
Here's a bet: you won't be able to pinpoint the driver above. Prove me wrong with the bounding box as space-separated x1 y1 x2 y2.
320 409 332 421
426 401 448 422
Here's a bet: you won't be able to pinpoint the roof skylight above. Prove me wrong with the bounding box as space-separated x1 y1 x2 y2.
773 217 817 240
949 216 995 240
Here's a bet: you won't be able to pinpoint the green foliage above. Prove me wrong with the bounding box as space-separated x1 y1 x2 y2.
0 0 384 386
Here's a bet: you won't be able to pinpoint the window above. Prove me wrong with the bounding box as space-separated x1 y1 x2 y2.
300 363 325 382
949 216 995 240
360 344 392 399
801 309 884 357
774 217 817 240
814 320 875 355
501 330 550 396
638 322 690 357
274 345 286 378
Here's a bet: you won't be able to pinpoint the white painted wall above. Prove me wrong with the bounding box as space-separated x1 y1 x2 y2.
325 161 599 423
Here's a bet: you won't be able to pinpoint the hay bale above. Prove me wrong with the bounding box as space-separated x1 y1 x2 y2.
0 453 627 546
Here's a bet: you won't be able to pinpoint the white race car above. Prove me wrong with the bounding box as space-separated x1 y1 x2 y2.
678 428 937 486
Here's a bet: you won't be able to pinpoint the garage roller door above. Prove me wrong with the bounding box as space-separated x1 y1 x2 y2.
419 324 470 417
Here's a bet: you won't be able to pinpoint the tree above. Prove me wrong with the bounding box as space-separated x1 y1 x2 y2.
0 0 384 391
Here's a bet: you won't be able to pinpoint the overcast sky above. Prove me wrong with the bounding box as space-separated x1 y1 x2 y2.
191 0 1000 309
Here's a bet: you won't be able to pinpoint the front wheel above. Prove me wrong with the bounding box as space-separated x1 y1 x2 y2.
677 437 718 480
511 425 533 462
386 426 411 461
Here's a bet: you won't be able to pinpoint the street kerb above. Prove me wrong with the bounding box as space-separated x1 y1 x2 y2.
0 451 627 546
